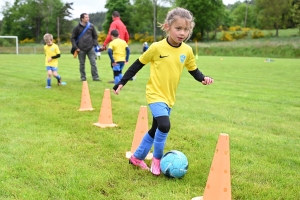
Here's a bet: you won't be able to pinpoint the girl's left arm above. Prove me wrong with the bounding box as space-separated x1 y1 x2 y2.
188 68 205 82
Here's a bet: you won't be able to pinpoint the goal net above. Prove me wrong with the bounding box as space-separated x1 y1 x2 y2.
0 36 19 54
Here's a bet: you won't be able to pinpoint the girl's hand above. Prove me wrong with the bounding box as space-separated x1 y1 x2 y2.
202 76 214 85
48 58 52 62
113 84 123 95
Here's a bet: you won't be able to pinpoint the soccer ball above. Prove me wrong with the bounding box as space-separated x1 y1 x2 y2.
160 150 188 178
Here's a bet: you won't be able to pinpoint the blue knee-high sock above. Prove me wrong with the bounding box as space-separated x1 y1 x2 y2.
133 133 154 160
118 73 123 80
153 129 168 159
47 78 51 86
114 76 120 84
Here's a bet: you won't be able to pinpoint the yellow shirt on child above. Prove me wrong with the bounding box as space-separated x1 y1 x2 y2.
44 43 60 67
139 38 197 108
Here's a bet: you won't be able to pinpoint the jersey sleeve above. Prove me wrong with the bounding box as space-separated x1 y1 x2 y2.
139 42 155 64
55 44 61 54
185 46 197 71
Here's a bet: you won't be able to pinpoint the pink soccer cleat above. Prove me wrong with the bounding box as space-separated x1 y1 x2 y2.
129 155 149 170
150 157 161 176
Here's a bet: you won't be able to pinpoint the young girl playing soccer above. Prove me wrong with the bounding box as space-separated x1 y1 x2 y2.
113 7 214 175
43 33 62 88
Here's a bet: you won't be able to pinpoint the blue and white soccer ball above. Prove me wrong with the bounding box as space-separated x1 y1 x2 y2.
160 150 188 178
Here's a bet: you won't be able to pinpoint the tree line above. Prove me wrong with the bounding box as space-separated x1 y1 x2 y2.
0 0 299 44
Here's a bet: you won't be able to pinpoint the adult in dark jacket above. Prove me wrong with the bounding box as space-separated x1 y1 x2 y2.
71 13 100 81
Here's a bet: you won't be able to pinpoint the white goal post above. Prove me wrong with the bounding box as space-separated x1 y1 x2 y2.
0 36 19 54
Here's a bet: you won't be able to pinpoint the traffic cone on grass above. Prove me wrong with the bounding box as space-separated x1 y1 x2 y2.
126 106 153 160
93 89 117 128
192 133 231 200
78 81 94 111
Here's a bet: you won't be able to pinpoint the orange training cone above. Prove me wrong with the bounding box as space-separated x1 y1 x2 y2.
192 133 231 200
78 81 94 111
93 89 117 128
126 106 153 160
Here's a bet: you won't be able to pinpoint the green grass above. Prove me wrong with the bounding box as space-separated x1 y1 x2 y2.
215 28 300 39
0 54 299 199
197 28 300 58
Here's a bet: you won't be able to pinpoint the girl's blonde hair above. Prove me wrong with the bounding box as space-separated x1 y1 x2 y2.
43 33 53 41
159 7 195 41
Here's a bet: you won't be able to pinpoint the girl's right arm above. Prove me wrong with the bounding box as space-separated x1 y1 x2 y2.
112 59 145 94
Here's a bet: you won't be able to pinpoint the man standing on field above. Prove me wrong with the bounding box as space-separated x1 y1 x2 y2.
71 13 100 82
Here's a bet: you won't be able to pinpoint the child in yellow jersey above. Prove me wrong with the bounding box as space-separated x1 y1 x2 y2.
113 7 214 176
43 33 62 88
107 29 130 84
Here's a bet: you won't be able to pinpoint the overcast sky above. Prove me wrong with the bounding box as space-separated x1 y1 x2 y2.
0 0 241 20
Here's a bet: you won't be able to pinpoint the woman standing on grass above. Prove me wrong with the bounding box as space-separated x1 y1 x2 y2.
113 7 214 176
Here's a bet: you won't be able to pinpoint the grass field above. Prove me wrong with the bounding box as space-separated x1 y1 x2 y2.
0 54 299 199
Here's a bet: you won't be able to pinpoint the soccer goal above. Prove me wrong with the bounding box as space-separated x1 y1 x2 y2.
0 36 19 54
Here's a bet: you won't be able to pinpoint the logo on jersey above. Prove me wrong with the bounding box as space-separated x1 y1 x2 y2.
180 55 186 63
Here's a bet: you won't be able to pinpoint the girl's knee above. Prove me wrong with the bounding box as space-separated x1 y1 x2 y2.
158 122 170 133
156 116 171 133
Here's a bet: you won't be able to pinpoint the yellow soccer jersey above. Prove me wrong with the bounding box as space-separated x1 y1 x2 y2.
139 38 197 108
44 43 60 67
108 38 128 62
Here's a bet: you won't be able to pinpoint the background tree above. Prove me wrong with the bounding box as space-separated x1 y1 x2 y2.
25 0 63 42
221 8 234 29
103 0 133 34
1 0 73 42
151 0 171 41
175 0 225 41
291 0 300 33
1 1 22 37
3 0 298 44
131 0 153 33
103 0 168 41
256 0 293 36
89 12 106 32
231 1 257 28
56 2 74 43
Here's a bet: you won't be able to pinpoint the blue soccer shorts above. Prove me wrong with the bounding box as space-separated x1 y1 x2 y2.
46 66 58 71
149 102 172 117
